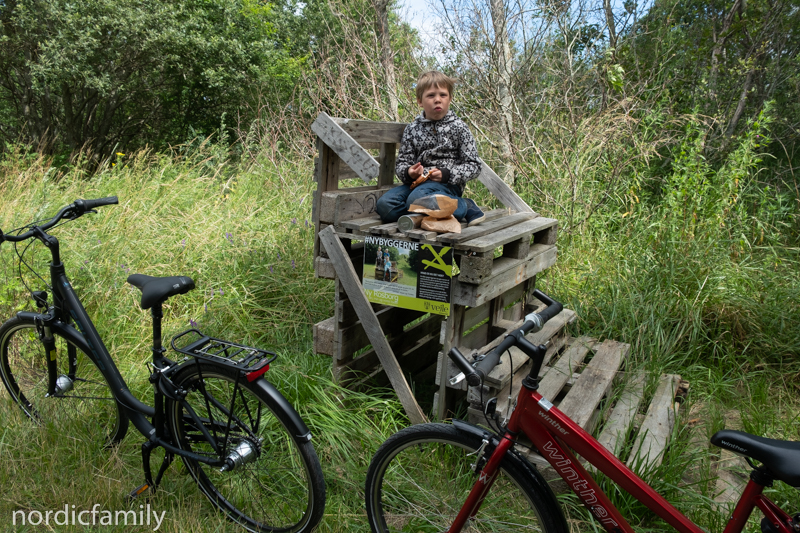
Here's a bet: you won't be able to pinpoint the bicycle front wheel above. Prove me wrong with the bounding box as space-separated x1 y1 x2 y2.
167 360 325 533
0 317 127 445
365 423 568 533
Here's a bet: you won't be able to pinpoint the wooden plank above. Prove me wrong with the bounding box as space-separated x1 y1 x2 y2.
368 222 402 235
455 217 558 253
437 212 535 244
318 186 376 223
630 374 680 470
334 314 443 381
405 228 438 240
314 256 336 279
451 245 557 307
537 337 596 400
596 371 646 456
557 340 629 430
318 187 391 225
477 161 535 214
436 303 467 419
331 117 407 143
312 113 380 183
341 216 383 231
313 316 336 356
379 143 398 187
503 235 531 260
458 252 494 285
319 226 427 424
336 307 424 360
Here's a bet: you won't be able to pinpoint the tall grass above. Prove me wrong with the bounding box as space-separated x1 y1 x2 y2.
0 131 798 533
0 146 408 532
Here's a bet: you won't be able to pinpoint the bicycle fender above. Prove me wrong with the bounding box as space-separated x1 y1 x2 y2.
250 378 312 443
452 418 495 441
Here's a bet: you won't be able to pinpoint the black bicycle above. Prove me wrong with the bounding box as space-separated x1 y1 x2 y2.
0 197 325 533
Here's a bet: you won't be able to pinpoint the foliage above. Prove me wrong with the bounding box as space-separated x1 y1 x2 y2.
0 0 303 158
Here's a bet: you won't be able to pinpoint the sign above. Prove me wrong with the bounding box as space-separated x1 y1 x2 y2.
362 236 453 316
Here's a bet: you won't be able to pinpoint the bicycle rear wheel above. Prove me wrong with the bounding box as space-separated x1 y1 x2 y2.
0 316 127 445
167 360 325 533
365 422 568 533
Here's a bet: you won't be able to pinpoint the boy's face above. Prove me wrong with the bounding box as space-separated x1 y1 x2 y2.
418 84 451 121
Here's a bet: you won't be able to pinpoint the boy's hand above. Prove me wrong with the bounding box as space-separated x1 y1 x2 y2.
427 168 443 182
408 162 424 179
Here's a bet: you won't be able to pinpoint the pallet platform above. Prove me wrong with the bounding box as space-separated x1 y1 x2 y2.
467 334 685 473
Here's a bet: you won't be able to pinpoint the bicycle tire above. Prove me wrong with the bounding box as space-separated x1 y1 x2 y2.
365 422 569 533
0 316 128 445
167 360 325 533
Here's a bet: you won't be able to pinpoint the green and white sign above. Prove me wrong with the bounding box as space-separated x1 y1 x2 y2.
362 236 453 316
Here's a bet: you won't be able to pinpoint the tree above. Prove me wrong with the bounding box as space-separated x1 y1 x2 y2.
0 0 301 157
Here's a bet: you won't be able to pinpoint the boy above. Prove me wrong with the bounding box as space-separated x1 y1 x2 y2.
376 71 485 226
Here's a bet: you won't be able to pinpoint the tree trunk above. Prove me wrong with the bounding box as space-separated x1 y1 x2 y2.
603 0 617 53
725 68 754 138
489 0 514 185
709 0 742 97
374 0 399 121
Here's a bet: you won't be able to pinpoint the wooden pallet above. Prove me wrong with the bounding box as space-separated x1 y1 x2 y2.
318 200 559 303
468 335 685 473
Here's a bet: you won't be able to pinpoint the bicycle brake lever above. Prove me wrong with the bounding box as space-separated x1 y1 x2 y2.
449 372 466 386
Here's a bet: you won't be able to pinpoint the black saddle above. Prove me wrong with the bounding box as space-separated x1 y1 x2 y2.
711 430 800 487
127 274 195 309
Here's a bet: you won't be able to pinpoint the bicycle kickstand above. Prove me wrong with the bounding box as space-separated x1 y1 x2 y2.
128 441 174 501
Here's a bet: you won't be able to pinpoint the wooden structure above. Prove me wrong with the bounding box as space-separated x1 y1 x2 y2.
309 111 686 472
311 112 563 422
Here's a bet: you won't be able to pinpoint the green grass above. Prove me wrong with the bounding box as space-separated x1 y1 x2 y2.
0 144 799 533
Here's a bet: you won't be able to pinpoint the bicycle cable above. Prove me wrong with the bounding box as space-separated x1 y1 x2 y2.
13 217 77 298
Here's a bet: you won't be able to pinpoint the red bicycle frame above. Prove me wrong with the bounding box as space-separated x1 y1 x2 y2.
451 385 794 533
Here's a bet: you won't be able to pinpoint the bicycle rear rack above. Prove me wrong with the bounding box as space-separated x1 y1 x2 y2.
171 329 277 382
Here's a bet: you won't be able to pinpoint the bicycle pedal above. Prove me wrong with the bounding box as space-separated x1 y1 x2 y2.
128 483 151 502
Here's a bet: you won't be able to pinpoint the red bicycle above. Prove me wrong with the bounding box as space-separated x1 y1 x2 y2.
364 290 800 533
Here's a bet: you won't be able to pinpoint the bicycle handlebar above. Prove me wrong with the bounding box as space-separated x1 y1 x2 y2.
0 196 118 245
449 289 563 386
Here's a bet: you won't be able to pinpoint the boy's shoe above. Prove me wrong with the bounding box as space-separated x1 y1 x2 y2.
464 199 485 227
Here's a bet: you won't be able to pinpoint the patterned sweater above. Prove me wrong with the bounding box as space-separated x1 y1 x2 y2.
395 111 481 194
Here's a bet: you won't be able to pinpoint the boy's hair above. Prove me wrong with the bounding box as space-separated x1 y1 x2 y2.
416 71 458 102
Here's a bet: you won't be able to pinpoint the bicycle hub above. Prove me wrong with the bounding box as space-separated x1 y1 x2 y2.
54 374 74 395
220 438 261 472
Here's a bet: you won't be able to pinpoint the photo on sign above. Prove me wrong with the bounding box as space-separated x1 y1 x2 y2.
362 236 453 316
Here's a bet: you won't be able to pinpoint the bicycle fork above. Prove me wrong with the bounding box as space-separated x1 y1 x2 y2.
449 433 517 533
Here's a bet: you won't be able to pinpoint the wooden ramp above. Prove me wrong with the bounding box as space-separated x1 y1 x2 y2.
469 335 686 474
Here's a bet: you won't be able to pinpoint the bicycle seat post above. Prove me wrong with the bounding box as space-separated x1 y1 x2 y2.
150 302 169 369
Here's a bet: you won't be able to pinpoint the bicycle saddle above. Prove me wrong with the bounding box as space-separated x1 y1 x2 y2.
711 429 800 487
127 274 196 309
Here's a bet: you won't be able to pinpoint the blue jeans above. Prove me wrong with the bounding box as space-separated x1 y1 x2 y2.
376 182 467 223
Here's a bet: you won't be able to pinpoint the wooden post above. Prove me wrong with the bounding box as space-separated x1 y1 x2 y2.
435 305 466 419
318 225 428 425
378 142 397 187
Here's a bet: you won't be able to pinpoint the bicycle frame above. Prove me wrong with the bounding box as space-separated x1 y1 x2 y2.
24 231 309 469
452 383 795 533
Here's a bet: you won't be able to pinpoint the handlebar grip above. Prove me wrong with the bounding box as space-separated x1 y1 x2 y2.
473 346 505 384
531 289 563 324
78 196 119 211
